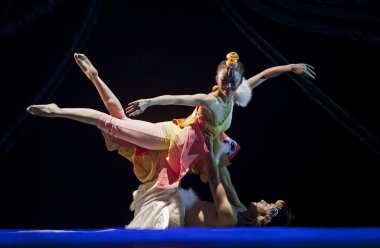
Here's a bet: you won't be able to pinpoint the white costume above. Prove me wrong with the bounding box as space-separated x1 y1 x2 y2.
126 180 199 229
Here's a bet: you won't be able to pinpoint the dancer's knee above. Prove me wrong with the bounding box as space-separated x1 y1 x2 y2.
97 113 116 135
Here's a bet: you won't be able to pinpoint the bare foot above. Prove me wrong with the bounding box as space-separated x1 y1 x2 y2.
74 53 98 80
26 103 59 117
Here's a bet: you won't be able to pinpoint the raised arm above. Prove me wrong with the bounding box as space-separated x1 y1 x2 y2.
245 63 316 90
219 166 247 212
125 93 214 117
184 133 237 227
205 139 237 227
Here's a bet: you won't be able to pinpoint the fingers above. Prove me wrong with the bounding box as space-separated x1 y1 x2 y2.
302 64 316 79
125 102 143 116
307 68 316 76
204 130 215 140
127 100 138 106
303 71 315 79
303 70 315 79
125 101 139 114
125 102 137 109
125 100 149 116
304 64 316 76
204 130 214 136
125 106 136 115
305 64 315 70
129 109 142 117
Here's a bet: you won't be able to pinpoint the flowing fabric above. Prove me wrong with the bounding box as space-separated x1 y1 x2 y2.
98 97 240 189
126 179 199 229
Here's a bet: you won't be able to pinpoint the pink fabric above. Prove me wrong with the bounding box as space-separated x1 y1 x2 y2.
97 112 236 190
155 116 209 189
97 113 169 150
104 110 151 154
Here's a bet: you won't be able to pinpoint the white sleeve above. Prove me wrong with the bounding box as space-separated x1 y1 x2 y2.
233 79 252 107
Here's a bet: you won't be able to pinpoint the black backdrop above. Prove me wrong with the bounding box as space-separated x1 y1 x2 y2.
1 0 379 229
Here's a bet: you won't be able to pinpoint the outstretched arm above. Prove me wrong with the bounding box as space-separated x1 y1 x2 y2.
125 93 214 116
245 64 316 90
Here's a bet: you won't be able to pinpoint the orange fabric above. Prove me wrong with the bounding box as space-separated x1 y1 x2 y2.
117 99 239 189
118 142 162 184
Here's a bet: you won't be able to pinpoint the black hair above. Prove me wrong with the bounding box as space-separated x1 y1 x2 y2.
217 60 245 77
236 206 295 227
216 60 245 88
267 206 295 226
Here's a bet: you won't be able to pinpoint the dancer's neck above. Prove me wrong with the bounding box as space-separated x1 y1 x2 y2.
217 90 233 103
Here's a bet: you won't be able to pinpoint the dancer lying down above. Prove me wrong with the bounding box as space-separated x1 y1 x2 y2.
128 132 294 228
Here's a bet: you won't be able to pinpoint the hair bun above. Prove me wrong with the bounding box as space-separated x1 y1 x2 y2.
226 51 239 68
226 58 238 68
275 200 286 207
226 51 239 61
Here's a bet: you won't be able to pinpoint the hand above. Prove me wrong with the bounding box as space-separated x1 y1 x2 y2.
125 99 151 117
291 63 316 79
204 130 214 144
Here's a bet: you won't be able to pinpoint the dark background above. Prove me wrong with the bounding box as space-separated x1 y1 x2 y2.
1 0 379 229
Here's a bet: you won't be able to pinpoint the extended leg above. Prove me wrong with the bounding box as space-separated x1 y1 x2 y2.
27 104 170 150
74 53 124 118
74 53 126 150
27 103 102 126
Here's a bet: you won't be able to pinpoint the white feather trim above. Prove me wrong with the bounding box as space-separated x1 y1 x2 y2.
177 188 200 211
234 80 252 107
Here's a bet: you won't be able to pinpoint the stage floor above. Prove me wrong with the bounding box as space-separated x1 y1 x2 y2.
1 227 380 248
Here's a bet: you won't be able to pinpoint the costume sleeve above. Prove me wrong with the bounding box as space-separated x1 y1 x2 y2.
233 79 252 107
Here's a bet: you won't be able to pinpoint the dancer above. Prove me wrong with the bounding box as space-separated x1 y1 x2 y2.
74 51 299 227
66 53 243 228
185 134 294 227
27 52 315 192
127 132 294 228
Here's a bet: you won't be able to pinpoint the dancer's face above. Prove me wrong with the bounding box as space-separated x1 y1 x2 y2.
250 200 275 216
216 67 242 96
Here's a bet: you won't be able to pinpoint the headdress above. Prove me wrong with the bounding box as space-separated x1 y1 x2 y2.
212 51 241 92
226 52 239 76
257 200 287 226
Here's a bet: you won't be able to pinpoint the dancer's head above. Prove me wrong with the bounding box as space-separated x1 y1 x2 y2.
237 200 295 227
215 52 245 96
